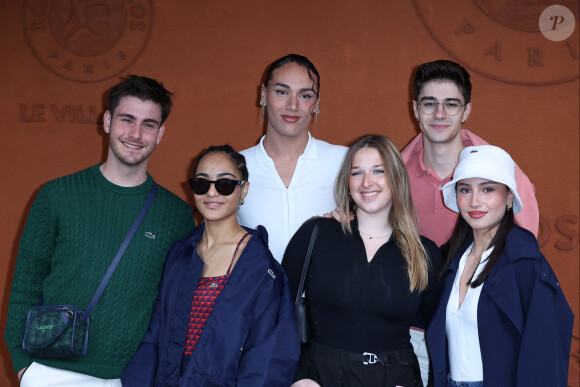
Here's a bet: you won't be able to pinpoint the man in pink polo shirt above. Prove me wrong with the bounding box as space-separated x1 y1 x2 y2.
401 59 539 387
402 60 538 247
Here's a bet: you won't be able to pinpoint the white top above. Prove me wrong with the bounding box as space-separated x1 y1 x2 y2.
446 243 494 382
238 133 347 263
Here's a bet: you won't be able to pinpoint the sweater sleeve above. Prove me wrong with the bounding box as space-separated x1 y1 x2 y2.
4 186 58 373
121 240 185 386
121 294 161 387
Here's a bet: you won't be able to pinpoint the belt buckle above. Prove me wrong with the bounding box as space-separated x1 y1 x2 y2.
362 352 377 365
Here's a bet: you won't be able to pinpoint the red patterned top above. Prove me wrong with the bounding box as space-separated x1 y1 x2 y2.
183 233 249 355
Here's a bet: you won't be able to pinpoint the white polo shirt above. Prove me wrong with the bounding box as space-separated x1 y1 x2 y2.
238 133 347 263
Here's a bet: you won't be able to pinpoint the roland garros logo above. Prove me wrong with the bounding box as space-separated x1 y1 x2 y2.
412 0 579 86
23 0 151 83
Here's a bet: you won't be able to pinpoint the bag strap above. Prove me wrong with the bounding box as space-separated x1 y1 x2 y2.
294 219 320 305
82 183 158 322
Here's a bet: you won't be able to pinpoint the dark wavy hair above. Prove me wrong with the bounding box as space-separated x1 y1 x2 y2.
108 74 174 124
413 60 472 104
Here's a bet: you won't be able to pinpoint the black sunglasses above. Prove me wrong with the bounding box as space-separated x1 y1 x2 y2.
188 178 246 196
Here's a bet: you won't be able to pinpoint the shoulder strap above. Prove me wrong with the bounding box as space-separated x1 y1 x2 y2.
295 219 320 305
226 232 250 276
82 183 158 322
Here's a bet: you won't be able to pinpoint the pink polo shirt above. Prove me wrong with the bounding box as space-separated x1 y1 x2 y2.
400 129 539 246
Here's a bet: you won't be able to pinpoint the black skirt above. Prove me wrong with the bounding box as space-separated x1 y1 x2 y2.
294 342 422 387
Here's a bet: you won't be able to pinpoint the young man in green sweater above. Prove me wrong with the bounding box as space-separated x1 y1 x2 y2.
5 75 195 386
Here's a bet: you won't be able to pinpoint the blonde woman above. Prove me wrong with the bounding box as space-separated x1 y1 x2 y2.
282 135 441 387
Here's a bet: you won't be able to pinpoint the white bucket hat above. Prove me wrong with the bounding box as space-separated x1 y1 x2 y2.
442 145 523 214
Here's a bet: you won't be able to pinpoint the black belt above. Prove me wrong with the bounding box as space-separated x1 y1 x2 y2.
346 352 397 365
309 342 415 367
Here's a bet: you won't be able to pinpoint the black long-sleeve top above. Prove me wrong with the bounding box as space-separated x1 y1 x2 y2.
282 217 442 353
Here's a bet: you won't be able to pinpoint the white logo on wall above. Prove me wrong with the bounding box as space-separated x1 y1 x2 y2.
412 0 579 85
23 0 152 83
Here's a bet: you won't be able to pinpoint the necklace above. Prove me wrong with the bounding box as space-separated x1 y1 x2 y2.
201 247 222 264
199 231 242 263
359 229 391 240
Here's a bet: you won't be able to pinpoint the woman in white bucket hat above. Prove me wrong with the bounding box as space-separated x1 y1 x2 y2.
427 145 574 387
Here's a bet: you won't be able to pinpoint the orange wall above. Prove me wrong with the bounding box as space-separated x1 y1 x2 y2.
1 1 578 385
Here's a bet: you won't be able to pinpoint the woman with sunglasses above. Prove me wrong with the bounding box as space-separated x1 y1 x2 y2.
427 145 573 387
122 145 299 386
282 135 441 387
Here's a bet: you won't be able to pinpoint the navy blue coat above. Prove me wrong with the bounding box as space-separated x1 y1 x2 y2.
427 226 574 387
122 224 300 386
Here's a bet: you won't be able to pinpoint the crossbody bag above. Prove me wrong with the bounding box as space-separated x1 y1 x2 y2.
22 183 158 358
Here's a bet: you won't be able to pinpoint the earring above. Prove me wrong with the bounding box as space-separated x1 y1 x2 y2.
259 101 266 126
461 119 466 124
507 202 513 211
314 108 320 126
240 197 245 206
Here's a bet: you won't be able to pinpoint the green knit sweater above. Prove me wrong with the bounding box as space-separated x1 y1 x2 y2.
5 165 195 379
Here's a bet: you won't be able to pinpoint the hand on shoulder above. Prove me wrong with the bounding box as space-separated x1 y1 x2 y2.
323 208 353 222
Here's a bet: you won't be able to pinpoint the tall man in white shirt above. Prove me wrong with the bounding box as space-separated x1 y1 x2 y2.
238 54 347 263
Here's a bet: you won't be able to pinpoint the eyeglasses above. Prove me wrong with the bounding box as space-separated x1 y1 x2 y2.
418 99 465 116
188 178 246 196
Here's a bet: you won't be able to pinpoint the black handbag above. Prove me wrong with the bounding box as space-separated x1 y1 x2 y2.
294 219 319 344
22 183 158 358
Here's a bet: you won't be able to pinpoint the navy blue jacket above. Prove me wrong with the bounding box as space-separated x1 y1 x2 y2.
122 224 300 386
427 226 574 387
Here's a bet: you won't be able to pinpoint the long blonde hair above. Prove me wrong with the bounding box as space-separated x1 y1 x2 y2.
334 134 430 291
